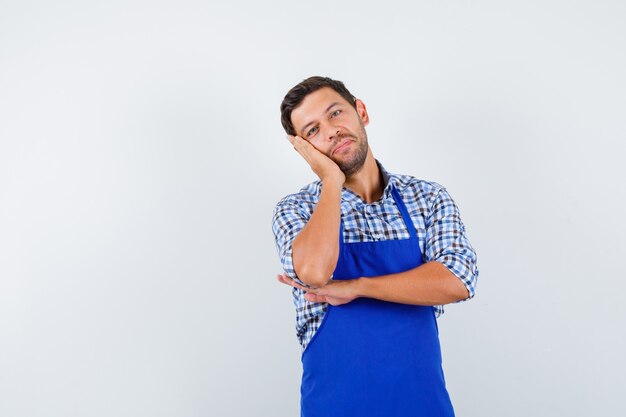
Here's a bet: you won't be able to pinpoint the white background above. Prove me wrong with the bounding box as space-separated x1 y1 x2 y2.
1 1 625 416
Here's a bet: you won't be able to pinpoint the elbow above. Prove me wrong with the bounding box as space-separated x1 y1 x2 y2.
450 279 476 303
453 284 471 302
295 263 333 288
447 275 472 303
435 258 477 303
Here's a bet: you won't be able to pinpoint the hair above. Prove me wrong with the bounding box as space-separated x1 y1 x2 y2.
280 76 357 136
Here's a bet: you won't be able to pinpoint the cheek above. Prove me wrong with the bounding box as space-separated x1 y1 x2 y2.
308 138 330 154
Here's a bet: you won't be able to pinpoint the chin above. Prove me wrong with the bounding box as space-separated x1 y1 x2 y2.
335 147 368 176
339 159 366 177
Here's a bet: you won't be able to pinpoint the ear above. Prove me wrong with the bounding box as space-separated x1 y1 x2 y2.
355 99 369 126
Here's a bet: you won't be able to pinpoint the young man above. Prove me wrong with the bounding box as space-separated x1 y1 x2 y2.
272 76 479 417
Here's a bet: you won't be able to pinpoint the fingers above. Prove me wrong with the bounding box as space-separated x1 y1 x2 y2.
287 135 303 151
286 136 328 178
276 273 332 304
286 135 300 148
276 273 316 293
304 293 327 303
277 273 293 286
287 135 314 158
286 134 303 146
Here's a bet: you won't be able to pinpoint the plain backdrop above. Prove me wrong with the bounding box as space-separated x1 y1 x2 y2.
1 1 625 416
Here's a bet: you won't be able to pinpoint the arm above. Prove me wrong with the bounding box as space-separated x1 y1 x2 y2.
273 135 345 288
278 185 479 306
355 261 469 304
291 180 342 288
277 261 466 306
356 185 478 305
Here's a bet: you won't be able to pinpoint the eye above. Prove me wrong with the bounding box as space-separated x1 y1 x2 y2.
330 109 341 118
307 126 319 137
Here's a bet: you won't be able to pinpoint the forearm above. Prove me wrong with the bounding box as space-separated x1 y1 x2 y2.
355 261 470 305
292 182 342 287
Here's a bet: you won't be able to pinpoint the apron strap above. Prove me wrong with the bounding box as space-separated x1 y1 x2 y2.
391 185 418 240
339 219 345 244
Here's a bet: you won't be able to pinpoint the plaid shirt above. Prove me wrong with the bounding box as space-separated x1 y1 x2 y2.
272 160 479 351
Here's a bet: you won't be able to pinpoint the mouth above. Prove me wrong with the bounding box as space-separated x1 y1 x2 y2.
332 139 352 155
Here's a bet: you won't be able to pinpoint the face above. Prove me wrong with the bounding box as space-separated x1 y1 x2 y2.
290 87 370 177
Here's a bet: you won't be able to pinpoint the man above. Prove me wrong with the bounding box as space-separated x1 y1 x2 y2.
272 76 478 417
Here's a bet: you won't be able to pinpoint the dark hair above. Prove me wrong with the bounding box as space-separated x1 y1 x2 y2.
280 76 357 136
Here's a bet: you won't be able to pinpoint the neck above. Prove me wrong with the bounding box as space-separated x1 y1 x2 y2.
344 148 383 203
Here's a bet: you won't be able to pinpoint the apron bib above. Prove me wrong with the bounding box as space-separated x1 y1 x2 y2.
300 186 455 417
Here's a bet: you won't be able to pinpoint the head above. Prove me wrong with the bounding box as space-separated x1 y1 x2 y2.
280 76 370 177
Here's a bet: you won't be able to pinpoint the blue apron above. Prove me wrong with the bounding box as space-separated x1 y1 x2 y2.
300 186 455 417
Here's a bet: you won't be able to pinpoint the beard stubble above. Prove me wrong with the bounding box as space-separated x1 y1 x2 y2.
331 126 369 177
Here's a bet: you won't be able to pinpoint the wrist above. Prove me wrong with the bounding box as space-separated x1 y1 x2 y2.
321 175 344 191
354 277 368 298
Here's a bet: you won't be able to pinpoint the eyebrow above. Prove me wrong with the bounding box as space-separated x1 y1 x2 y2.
299 102 340 136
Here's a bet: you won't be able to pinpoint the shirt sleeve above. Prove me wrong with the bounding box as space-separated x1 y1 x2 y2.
423 185 479 301
271 198 316 288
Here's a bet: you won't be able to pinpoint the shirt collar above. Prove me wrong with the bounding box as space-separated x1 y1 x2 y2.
377 159 396 199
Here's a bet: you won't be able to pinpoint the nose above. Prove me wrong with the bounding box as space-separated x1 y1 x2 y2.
322 122 341 143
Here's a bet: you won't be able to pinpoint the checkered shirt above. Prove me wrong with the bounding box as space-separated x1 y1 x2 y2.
271 160 479 351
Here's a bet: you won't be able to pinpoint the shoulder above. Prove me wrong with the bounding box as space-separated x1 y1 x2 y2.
272 180 322 218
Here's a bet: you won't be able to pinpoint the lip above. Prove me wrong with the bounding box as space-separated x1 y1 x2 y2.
332 139 352 155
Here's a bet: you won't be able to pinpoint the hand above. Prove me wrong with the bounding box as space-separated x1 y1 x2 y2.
286 135 345 188
276 273 359 306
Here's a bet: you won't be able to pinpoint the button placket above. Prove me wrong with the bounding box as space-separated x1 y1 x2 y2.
364 204 381 240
